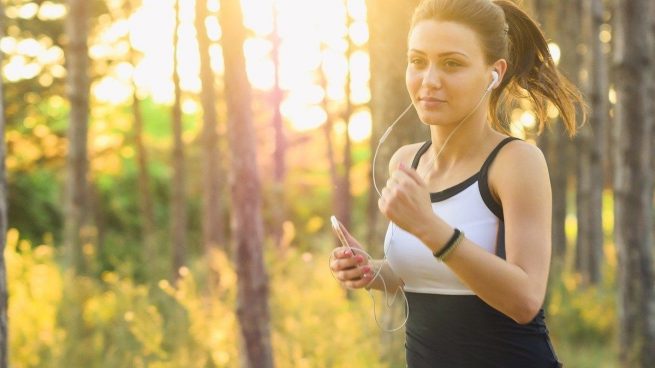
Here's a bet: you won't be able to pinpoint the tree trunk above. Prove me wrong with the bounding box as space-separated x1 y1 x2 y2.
338 4 354 235
196 0 224 258
613 0 655 366
62 1 92 364
542 0 575 268
319 48 341 250
124 0 157 273
64 0 91 273
219 0 274 367
576 0 607 285
270 2 286 249
171 0 187 281
651 0 655 248
533 0 560 265
365 0 425 255
0 3 9 365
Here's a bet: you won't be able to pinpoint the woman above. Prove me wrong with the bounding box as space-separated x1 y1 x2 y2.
329 0 585 367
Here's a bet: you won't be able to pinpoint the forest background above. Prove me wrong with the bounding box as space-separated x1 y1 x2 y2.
0 0 653 367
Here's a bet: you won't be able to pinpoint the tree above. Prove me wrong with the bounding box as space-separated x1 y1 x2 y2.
319 45 342 250
270 0 286 248
121 0 158 274
612 0 655 366
219 0 274 366
64 0 91 273
195 0 225 258
534 0 574 267
576 0 607 285
337 1 355 233
171 0 187 280
0 4 9 366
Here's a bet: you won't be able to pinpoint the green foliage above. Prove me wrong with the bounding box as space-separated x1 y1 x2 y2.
268 246 388 367
8 169 63 244
547 269 619 367
6 228 392 367
5 229 65 367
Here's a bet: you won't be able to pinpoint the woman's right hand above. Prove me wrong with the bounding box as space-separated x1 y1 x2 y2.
329 222 374 289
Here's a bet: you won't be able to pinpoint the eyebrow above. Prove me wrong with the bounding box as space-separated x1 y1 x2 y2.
407 49 469 59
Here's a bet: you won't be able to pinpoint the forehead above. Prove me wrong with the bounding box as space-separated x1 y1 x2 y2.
408 20 484 60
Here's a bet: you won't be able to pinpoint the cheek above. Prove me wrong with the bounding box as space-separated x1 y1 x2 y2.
405 70 421 94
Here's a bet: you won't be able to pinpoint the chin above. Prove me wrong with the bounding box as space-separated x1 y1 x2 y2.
418 112 449 126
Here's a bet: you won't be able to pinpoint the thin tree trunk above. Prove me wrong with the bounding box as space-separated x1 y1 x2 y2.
62 1 91 364
196 0 224 257
576 0 607 285
270 1 286 249
219 0 274 367
0 3 9 365
533 0 566 269
551 0 575 268
64 0 91 273
339 3 354 234
613 0 655 366
651 0 655 247
124 0 157 272
171 0 187 280
605 0 617 201
319 50 341 250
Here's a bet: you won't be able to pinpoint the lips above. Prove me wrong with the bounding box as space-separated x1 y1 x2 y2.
419 96 446 103
419 96 447 108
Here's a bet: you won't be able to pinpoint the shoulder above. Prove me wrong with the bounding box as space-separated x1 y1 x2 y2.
489 139 550 207
388 142 427 176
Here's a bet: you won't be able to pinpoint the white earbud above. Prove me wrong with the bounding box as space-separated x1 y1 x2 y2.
487 70 499 91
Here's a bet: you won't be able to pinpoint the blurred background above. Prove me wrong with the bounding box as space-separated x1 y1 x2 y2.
0 0 653 367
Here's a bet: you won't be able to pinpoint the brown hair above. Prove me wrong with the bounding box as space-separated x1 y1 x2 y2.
410 0 586 136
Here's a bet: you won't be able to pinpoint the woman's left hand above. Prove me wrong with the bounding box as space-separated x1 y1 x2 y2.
378 163 435 236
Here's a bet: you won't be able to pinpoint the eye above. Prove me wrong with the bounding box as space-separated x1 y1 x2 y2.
443 59 462 68
409 57 427 67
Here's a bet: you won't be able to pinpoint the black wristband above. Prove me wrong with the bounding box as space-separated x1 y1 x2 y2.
433 228 461 259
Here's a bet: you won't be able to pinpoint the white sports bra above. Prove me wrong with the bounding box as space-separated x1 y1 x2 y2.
385 137 519 295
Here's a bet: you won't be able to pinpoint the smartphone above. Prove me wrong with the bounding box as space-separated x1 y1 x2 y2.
330 215 350 249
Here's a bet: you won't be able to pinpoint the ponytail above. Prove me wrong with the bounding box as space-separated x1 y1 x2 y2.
491 0 586 137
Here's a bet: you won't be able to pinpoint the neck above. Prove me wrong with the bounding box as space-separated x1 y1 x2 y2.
425 112 493 173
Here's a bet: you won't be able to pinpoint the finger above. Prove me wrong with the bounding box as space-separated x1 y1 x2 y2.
349 274 374 289
378 195 386 213
331 256 361 272
333 246 354 258
337 265 368 282
345 269 374 288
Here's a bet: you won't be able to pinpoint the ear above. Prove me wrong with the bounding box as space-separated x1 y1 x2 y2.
490 59 508 88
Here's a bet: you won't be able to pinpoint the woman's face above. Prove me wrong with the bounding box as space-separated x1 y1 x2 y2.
406 20 493 126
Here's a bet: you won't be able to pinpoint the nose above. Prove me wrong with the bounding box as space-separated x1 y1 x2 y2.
421 64 442 89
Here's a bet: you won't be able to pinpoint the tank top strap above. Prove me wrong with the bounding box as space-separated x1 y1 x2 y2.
478 136 521 221
411 140 433 169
